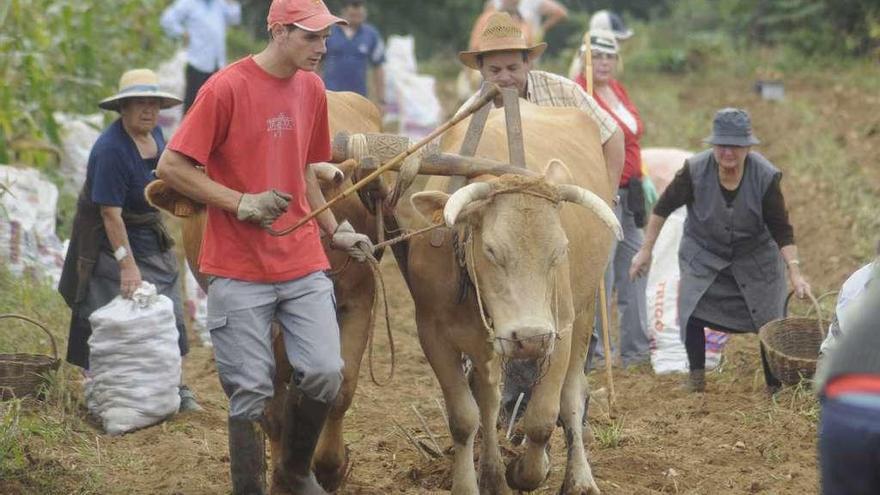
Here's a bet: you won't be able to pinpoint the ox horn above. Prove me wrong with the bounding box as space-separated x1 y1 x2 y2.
443 182 493 227
556 184 624 241
312 162 345 186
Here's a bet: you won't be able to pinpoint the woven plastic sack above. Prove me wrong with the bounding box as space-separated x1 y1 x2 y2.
86 282 181 435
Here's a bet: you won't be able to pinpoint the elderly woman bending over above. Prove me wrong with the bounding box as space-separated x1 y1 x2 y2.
630 108 811 394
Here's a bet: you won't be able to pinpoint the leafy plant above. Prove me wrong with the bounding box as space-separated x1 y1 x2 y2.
0 0 175 168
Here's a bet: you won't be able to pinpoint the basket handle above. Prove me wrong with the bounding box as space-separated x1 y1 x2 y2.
783 291 826 339
0 314 58 360
806 290 839 319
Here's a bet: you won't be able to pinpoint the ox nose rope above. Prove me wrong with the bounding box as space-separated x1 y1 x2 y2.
464 225 497 343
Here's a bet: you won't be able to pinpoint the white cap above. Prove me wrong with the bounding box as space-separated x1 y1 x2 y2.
589 10 633 40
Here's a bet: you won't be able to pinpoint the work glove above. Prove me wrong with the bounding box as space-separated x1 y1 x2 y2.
331 220 374 262
236 189 292 228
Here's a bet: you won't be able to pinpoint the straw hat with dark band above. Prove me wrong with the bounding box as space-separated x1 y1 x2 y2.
98 69 182 111
459 12 547 70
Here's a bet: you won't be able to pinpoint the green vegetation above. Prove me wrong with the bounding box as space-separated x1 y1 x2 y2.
0 0 177 166
0 266 95 492
592 416 626 448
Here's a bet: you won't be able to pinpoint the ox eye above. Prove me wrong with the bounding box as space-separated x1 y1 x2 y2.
484 245 501 264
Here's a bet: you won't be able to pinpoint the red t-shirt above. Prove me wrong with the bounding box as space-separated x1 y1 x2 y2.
168 56 331 282
575 75 643 187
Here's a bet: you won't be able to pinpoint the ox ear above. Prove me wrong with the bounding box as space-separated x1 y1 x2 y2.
410 191 450 224
144 180 203 218
543 159 575 185
312 162 345 187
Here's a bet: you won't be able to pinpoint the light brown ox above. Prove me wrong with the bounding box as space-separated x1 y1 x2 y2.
403 100 621 494
148 91 387 493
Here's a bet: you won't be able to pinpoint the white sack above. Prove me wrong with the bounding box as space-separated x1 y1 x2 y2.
0 165 67 284
646 207 728 374
156 49 187 137
54 112 103 191
382 35 441 139
183 264 210 347
86 282 181 435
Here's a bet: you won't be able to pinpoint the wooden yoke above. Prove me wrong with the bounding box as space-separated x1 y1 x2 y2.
447 84 526 193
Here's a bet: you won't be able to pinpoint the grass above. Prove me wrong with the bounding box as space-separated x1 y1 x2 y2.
592 416 626 449
0 266 103 493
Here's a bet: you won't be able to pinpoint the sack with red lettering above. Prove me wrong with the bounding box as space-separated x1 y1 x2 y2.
646 208 728 374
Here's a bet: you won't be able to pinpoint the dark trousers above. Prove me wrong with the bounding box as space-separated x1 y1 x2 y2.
819 398 880 494
184 64 215 114
684 316 781 388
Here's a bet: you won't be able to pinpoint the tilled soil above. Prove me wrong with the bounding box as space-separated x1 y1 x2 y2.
7 257 817 495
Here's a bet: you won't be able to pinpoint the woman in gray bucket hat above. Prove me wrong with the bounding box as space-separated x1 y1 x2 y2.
630 108 812 394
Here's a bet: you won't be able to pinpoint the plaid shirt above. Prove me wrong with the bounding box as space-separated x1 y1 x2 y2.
459 70 619 143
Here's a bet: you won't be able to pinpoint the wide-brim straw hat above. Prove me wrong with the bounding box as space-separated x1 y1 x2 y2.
704 108 761 146
98 68 182 111
459 12 547 70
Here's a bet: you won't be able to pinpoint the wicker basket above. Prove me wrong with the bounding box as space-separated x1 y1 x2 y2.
759 292 829 386
0 314 60 400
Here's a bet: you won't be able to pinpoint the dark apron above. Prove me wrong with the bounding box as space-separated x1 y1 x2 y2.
676 150 786 340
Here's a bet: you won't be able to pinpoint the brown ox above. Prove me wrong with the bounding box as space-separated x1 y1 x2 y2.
148 91 384 493
405 100 621 494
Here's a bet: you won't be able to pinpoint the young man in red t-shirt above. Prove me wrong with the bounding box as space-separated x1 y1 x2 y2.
156 0 372 492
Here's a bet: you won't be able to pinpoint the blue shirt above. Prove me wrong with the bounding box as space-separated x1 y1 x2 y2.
86 120 166 257
160 0 241 73
322 24 385 96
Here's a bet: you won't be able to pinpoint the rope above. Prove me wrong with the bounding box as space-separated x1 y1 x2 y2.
326 257 352 278
365 255 395 386
372 222 445 251
464 225 496 343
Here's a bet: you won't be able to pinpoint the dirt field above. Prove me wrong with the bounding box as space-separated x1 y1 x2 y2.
4 59 878 495
2 255 821 495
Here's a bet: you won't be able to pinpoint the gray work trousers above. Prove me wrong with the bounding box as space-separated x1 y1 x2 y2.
590 186 650 367
206 271 344 421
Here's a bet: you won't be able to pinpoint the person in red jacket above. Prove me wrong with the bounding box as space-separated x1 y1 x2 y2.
575 29 651 367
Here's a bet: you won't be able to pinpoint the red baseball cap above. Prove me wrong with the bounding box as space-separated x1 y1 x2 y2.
267 0 347 32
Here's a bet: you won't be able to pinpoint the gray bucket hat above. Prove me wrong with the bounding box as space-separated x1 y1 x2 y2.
704 108 760 146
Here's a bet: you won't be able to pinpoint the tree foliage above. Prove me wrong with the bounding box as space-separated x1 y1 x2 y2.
0 0 876 168
0 0 174 166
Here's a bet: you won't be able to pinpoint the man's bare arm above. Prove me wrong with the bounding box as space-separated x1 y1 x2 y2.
304 163 339 235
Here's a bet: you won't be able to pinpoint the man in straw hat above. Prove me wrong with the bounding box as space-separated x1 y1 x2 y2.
458 12 624 190
156 0 373 492
59 68 203 413
458 11 625 425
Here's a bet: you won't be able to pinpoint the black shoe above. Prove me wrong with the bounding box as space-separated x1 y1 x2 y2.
228 417 267 495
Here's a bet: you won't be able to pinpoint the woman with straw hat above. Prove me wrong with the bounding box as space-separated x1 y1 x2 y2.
630 108 812 394
574 29 651 369
58 68 201 412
